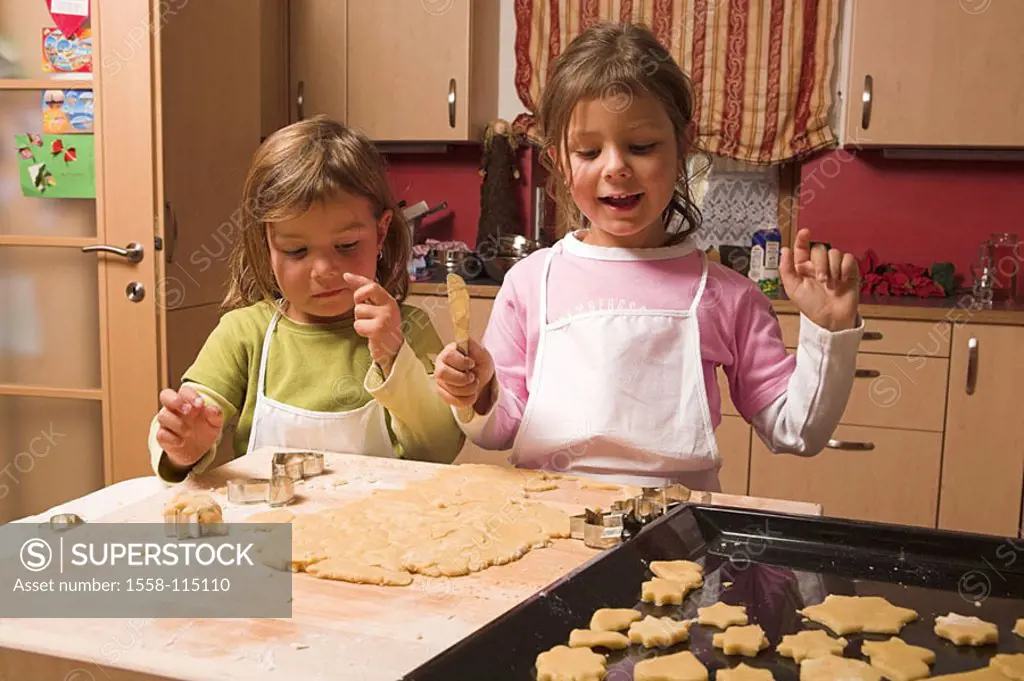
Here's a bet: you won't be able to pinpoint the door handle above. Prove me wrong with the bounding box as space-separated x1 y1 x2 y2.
81 242 144 263
862 330 883 341
966 337 978 395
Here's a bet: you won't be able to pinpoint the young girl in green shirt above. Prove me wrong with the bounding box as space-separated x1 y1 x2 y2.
150 117 464 482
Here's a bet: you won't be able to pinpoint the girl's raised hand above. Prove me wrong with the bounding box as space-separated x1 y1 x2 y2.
156 386 223 468
779 228 860 332
344 272 403 371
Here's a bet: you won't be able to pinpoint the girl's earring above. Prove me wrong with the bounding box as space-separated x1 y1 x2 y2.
377 250 384 261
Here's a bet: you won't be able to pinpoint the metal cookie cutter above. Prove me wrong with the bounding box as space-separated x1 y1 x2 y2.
570 507 626 549
226 475 295 507
272 451 325 481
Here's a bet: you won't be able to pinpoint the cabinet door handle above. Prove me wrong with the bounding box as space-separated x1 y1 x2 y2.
966 336 978 395
827 439 875 451
854 368 880 378
448 78 457 128
863 330 883 341
861 74 873 130
297 80 305 121
164 200 178 264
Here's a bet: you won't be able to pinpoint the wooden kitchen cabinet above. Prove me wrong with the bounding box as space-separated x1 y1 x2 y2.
938 323 1024 538
289 0 348 123
842 0 1024 147
345 0 500 141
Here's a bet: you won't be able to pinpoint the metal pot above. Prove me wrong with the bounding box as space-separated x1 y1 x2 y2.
477 234 542 283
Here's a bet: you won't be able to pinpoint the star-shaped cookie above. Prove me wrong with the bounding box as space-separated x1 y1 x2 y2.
776 629 848 662
798 595 918 635
712 624 770 657
634 650 709 681
589 608 642 632
642 577 685 606
535 645 606 681
990 653 1024 681
801 655 881 681
628 615 693 648
568 629 630 650
650 559 705 591
934 613 999 646
861 636 935 681
718 663 776 681
698 602 749 629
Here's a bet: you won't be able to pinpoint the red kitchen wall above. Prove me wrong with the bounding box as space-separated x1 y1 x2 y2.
796 149 1024 281
383 144 542 247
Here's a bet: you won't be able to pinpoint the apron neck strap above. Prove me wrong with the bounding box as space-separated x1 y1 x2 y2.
687 251 710 314
256 303 285 396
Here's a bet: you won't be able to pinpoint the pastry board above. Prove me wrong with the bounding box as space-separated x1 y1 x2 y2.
403 504 1024 681
0 450 822 681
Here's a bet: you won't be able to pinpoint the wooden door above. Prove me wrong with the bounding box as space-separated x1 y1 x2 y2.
844 0 1024 147
347 0 472 141
289 0 348 123
939 324 1024 538
0 0 161 522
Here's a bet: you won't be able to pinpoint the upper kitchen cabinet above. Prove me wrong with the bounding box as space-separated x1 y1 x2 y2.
841 0 1024 148
289 0 348 123
346 0 500 142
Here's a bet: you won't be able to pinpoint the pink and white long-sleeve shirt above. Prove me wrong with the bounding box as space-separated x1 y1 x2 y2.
457 231 863 482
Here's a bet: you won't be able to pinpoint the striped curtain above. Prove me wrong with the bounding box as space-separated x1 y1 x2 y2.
512 0 840 165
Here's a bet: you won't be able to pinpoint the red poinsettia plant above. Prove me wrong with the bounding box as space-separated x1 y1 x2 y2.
858 249 948 298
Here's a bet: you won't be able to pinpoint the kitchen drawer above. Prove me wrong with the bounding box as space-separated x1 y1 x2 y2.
841 355 948 432
749 424 942 528
776 313 950 358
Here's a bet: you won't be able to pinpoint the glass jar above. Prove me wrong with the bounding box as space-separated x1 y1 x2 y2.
988 232 1020 302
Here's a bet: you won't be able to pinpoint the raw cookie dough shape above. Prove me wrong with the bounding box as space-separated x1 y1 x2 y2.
628 615 693 648
568 629 630 650
650 560 705 592
718 663 776 681
535 644 607 681
712 624 770 657
776 629 848 662
934 612 999 646
697 602 749 629
1014 618 1024 638
861 637 935 681
633 650 708 681
800 655 882 681
642 577 685 606
990 653 1024 681
798 595 918 635
590 608 642 632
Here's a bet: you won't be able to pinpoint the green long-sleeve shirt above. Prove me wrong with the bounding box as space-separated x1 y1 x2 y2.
149 300 464 482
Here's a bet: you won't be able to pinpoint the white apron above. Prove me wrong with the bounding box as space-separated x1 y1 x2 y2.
245 305 395 457
510 241 721 491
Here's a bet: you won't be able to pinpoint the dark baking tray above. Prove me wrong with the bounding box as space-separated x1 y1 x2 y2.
402 504 1024 681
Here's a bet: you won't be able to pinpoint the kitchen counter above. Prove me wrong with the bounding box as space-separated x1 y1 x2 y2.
1 450 820 681
410 270 1024 325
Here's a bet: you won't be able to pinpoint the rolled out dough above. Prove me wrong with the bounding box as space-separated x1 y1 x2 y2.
798 595 918 635
252 464 575 586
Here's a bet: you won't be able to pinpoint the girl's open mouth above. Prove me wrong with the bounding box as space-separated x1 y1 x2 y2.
598 193 644 210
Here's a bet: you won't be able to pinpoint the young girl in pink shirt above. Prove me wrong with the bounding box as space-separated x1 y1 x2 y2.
435 22 864 491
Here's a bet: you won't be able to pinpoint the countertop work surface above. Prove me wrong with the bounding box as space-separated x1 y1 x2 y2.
410 270 1024 326
0 450 820 681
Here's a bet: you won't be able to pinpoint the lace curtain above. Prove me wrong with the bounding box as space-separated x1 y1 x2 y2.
512 0 841 165
689 156 779 251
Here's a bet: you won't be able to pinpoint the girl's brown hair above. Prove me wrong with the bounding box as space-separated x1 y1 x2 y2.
538 21 706 244
222 116 411 310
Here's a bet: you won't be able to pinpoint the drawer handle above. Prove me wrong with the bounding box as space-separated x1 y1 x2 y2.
827 439 875 451
854 368 880 378
863 330 883 341
966 337 978 395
